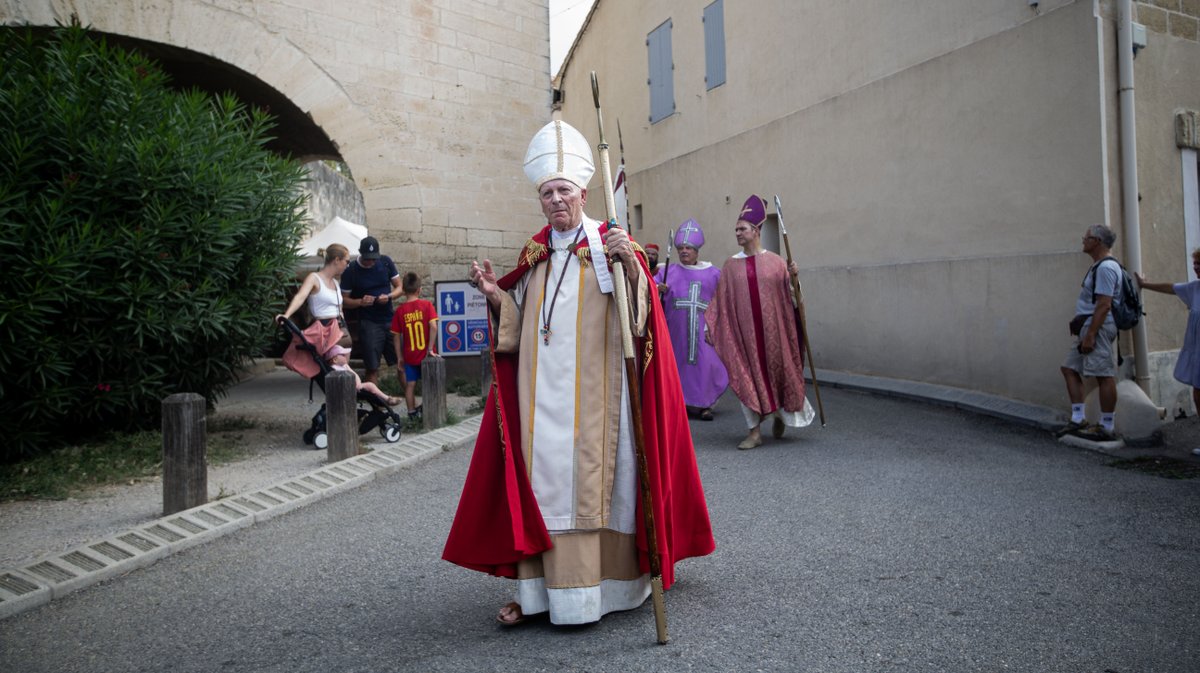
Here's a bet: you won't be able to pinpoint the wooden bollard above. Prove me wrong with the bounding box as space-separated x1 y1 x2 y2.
162 393 207 516
422 355 447 430
326 369 359 461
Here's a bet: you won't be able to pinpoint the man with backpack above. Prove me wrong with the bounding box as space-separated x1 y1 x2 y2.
1060 224 1130 440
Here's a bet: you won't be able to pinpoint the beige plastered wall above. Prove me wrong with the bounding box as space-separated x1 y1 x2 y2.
1131 12 1200 345
0 0 553 287
1123 3 1200 410
560 0 1119 407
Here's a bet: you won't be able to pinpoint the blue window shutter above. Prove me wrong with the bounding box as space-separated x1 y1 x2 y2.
704 0 725 90
647 20 674 123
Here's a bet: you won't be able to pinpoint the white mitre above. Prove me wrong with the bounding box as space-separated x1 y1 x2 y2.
523 120 594 191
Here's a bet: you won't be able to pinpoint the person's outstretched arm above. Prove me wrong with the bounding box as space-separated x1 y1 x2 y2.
1135 272 1175 295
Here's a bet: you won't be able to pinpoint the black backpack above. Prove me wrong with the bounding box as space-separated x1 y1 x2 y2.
1088 256 1143 330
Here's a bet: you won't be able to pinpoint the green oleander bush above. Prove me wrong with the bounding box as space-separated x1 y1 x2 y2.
0 25 308 461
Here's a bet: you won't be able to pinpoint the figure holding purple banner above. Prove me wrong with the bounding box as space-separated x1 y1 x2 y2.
654 219 728 421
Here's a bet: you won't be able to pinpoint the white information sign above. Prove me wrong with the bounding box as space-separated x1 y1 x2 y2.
434 281 490 357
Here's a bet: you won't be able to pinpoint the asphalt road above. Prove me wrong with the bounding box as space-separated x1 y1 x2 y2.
2 387 1198 673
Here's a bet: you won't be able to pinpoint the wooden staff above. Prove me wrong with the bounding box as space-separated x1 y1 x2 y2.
592 71 670 645
774 195 826 426
662 228 674 286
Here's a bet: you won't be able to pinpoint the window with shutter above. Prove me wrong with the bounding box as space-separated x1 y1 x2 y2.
703 0 726 90
647 19 674 123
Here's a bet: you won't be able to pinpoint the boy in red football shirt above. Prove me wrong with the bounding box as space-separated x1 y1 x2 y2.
390 272 439 419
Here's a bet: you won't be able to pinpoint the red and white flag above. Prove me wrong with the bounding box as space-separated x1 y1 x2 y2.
612 162 628 229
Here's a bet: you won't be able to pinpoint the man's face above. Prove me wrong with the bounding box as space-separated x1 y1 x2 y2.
539 179 587 231
678 245 699 265
1081 231 1100 253
358 257 377 269
647 249 659 267
734 220 759 247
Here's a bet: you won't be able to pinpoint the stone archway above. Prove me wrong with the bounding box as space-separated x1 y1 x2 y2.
101 32 343 163
1 2 371 165
2 4 381 252
3 0 555 289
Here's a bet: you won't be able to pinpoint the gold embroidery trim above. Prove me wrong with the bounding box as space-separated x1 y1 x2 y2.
643 329 654 374
521 240 547 269
568 240 644 269
492 377 506 458
602 293 612 525
527 266 547 471
574 263 585 527
554 121 564 174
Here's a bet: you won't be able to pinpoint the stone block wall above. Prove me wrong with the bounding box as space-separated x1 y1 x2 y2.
302 161 366 233
0 0 553 291
1137 0 1200 41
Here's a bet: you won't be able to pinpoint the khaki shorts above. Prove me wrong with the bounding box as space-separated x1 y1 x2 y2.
1062 318 1117 378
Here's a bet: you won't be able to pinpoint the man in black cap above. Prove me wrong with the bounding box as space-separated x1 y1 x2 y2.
341 236 402 385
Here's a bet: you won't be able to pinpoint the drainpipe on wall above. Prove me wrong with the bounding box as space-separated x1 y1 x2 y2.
1117 0 1151 394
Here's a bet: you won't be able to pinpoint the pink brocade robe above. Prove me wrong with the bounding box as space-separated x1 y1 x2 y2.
705 251 807 417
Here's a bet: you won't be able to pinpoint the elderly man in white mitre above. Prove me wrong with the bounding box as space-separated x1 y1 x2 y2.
442 120 715 628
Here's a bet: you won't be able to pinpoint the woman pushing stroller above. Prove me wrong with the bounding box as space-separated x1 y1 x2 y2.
275 243 406 446
276 244 350 378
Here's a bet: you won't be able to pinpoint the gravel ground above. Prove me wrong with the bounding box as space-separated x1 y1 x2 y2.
0 365 482 569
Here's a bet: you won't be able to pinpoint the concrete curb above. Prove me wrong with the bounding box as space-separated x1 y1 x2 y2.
816 370 1064 431
1057 431 1126 454
0 416 482 621
816 371 1192 459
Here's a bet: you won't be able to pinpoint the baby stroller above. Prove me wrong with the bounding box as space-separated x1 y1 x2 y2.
279 317 404 448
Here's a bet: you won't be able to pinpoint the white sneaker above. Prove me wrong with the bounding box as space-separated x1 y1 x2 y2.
1192 448 1200 456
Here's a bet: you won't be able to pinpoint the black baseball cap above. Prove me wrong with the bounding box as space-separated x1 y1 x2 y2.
359 236 381 260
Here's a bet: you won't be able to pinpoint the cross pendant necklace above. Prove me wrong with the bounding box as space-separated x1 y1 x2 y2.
540 226 583 347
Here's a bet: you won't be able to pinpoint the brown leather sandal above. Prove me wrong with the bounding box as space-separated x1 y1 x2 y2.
496 602 528 626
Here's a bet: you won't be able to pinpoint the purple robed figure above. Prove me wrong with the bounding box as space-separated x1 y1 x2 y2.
655 219 729 415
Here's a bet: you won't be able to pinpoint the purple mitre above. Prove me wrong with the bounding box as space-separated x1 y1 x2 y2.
737 195 767 228
675 218 705 249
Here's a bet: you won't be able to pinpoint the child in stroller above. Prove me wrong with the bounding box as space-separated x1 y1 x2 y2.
279 318 404 449
324 345 403 407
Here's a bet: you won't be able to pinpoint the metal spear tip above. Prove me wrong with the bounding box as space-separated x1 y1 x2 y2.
591 71 600 107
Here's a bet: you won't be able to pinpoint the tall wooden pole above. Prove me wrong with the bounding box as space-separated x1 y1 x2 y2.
774 195 826 427
593 71 670 645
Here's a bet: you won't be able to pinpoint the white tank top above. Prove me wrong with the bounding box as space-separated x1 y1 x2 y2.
307 275 342 320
